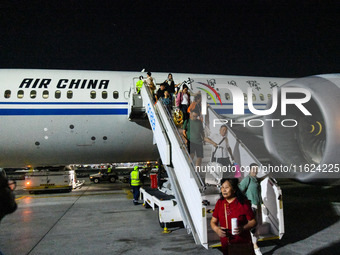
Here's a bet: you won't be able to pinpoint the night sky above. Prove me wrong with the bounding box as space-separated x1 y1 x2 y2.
1 1 339 78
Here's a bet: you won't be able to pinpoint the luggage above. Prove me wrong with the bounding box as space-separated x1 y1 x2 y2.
205 146 225 186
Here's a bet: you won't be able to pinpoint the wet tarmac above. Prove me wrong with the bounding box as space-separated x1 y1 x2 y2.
0 179 220 255
0 178 339 255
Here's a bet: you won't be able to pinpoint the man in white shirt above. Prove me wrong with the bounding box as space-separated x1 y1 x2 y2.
210 125 235 167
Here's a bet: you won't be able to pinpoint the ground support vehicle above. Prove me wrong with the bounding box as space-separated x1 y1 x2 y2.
24 170 84 194
89 172 118 184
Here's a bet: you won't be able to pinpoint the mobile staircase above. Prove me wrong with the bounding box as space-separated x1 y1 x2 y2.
127 80 284 249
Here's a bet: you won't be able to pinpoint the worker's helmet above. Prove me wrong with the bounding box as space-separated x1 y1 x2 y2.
173 109 184 127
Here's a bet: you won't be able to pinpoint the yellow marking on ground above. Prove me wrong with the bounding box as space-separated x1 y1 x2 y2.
258 236 280 242
123 188 133 199
15 196 28 201
209 243 221 248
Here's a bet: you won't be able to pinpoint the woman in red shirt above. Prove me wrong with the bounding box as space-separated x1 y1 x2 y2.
211 178 256 255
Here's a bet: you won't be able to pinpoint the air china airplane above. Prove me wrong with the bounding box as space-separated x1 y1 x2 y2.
0 69 339 179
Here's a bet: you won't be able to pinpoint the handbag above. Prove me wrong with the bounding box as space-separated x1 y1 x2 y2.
224 203 255 255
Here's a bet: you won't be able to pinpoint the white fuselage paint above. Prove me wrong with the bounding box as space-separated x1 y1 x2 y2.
0 69 292 167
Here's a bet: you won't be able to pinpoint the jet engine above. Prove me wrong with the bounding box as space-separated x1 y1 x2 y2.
263 75 340 183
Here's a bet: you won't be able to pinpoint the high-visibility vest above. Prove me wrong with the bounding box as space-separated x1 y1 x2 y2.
130 169 140 186
136 80 143 92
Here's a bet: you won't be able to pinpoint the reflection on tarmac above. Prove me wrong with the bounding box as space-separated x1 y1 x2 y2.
0 179 339 255
0 179 220 255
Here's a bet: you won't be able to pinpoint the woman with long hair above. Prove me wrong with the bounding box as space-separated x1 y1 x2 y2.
175 84 190 122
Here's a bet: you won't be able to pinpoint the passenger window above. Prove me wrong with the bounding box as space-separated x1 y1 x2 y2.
18 90 24 99
113 91 119 99
4 90 11 99
43 90 49 99
225 93 230 101
207 94 211 100
55 90 61 99
90 91 96 99
67 90 73 99
252 93 256 101
102 91 108 99
260 94 264 101
243 93 247 101
30 90 37 99
268 94 272 100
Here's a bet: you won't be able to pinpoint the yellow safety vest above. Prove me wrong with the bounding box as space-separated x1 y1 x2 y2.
136 80 143 93
130 169 140 186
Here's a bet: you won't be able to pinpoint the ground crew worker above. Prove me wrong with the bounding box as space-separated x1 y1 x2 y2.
107 165 112 174
130 166 141 205
136 76 144 94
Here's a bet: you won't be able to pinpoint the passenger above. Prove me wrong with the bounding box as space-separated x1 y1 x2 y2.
155 82 167 102
164 73 179 97
182 108 215 167
188 92 203 121
0 170 17 223
136 75 144 94
211 178 256 255
161 90 173 113
239 163 263 255
209 125 235 174
145 72 156 96
130 166 141 205
176 84 190 123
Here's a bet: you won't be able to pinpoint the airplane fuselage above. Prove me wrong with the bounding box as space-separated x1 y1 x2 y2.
0 69 292 168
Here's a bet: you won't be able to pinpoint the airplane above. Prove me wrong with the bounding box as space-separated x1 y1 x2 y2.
0 69 339 183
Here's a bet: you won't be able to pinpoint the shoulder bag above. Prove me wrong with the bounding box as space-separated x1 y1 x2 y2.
224 202 255 255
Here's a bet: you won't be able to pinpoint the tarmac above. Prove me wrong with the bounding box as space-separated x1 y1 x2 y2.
0 178 339 255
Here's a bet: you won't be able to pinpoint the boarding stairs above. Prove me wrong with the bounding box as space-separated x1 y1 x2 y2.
128 81 284 248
